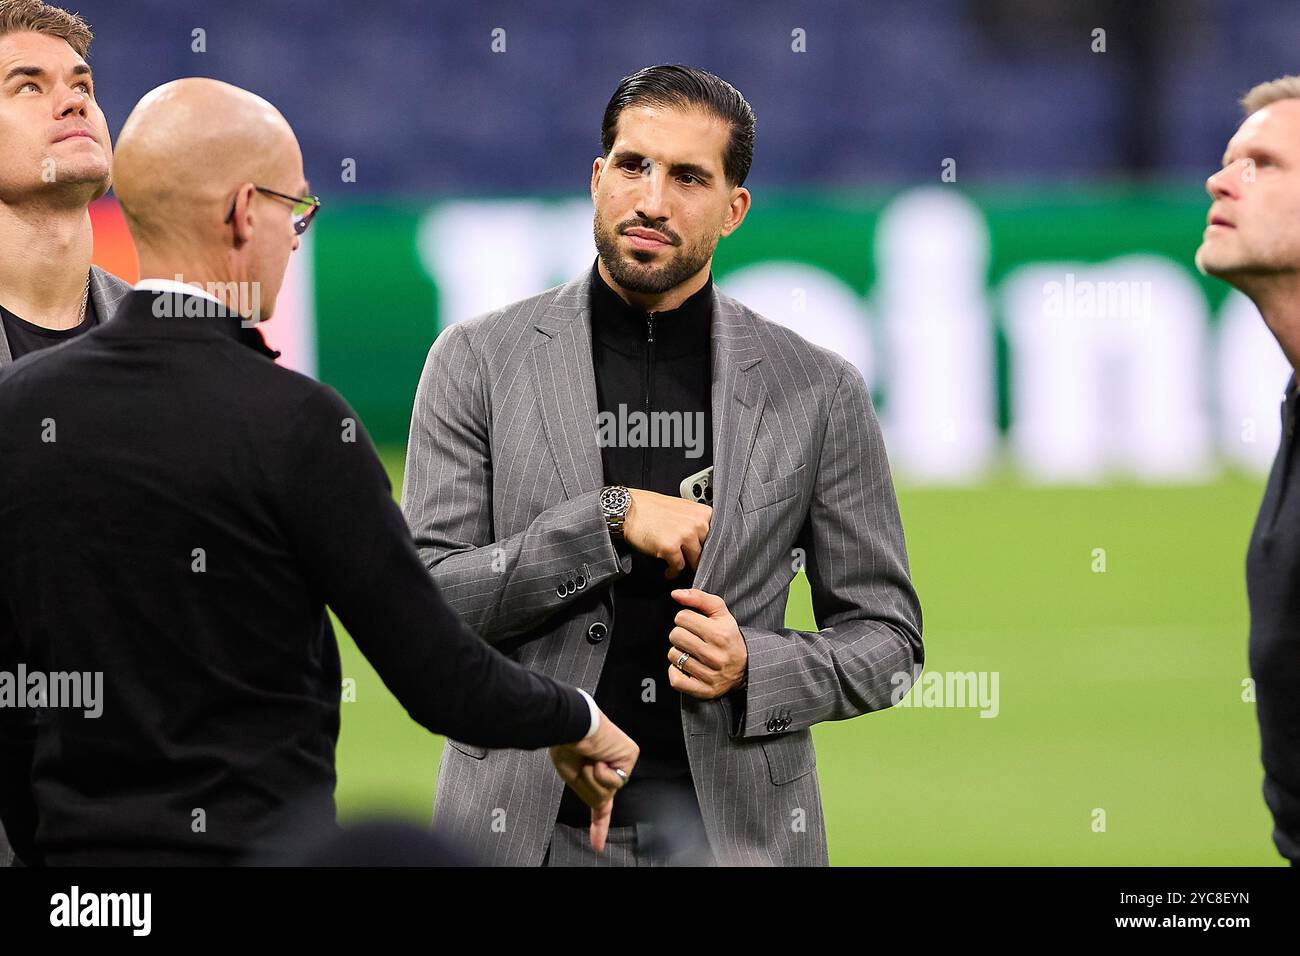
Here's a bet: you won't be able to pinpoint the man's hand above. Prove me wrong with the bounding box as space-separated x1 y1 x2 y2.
623 489 712 580
665 588 749 700
549 710 639 852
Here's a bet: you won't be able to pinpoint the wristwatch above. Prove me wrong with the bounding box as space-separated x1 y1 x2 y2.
600 485 631 541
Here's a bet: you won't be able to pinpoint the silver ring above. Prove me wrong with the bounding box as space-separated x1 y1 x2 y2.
613 768 627 782
675 651 691 672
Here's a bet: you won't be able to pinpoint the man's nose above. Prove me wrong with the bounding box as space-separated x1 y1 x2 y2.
634 161 670 223
56 87 89 120
1206 161 1243 200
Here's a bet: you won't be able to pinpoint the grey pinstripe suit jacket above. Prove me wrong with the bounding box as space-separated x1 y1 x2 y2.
0 265 132 867
401 269 923 866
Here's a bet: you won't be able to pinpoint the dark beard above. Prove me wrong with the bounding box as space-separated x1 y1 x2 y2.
593 214 715 296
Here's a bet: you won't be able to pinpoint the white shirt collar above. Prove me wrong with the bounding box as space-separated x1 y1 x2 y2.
134 278 225 308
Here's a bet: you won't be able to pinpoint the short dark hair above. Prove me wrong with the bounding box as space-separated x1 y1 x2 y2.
0 0 92 58
601 64 755 187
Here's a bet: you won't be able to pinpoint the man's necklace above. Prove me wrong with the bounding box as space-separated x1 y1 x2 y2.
78 272 89 324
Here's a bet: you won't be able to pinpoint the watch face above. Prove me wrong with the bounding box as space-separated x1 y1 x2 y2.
601 486 629 515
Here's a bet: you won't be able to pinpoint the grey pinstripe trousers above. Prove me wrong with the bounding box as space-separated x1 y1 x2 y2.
542 822 719 867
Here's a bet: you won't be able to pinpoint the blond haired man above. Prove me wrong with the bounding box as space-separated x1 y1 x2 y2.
1197 74 1300 865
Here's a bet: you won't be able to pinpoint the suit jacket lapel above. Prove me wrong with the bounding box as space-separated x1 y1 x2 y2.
694 287 766 592
89 265 130 324
528 273 768 592
530 273 605 499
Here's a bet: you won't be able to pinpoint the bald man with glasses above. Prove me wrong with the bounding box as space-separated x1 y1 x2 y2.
0 77 637 866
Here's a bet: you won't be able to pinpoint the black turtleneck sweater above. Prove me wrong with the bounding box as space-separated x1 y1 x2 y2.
1247 372 1300 864
557 261 714 829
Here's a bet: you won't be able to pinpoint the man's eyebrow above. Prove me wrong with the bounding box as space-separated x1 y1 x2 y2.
3 64 92 84
610 148 646 166
3 65 45 83
1224 145 1280 167
667 161 714 182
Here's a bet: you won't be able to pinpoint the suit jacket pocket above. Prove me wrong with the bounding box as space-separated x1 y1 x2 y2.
761 731 816 785
739 463 806 515
446 738 488 760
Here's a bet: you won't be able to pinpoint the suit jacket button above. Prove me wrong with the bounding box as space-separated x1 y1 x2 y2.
586 621 608 644
556 583 567 597
765 717 778 733
575 574 586 590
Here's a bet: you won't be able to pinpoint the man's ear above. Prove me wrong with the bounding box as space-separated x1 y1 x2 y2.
720 186 752 238
228 182 257 248
591 156 605 204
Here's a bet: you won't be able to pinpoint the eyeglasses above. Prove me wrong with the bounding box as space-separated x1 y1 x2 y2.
224 185 321 236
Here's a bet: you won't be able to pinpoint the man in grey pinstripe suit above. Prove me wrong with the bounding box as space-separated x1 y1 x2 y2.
403 65 922 866
0 261 129 870
0 1 133 866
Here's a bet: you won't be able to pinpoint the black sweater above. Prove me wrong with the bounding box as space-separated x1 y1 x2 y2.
0 290 591 866
557 262 713 828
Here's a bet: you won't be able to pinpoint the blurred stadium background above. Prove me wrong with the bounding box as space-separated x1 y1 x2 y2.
68 0 1298 863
